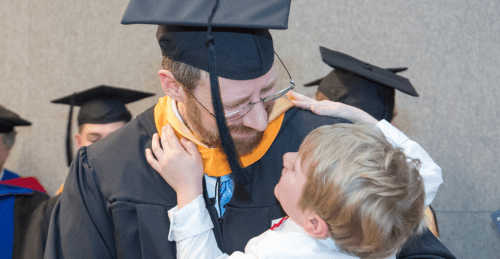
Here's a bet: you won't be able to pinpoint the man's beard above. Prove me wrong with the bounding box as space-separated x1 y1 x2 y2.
184 97 273 155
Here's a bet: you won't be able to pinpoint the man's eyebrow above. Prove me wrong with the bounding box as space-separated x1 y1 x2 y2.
225 80 276 108
261 80 276 93
225 96 251 108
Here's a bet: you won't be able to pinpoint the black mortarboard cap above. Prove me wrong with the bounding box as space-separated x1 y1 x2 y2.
122 0 290 80
121 0 291 184
0 105 31 133
305 47 418 121
51 85 155 166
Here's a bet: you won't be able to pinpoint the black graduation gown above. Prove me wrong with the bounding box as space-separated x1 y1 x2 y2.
44 106 455 259
13 193 59 259
0 171 57 259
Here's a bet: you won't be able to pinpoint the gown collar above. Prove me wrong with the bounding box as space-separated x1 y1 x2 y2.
154 95 293 177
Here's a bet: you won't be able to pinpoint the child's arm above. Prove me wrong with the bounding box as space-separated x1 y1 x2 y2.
287 90 378 124
145 124 203 209
145 125 252 259
288 90 443 207
167 195 230 259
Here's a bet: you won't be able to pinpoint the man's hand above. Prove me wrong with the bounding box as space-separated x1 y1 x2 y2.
145 124 204 208
287 90 378 124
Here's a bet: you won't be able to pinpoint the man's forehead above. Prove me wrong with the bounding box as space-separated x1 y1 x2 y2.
81 122 125 134
218 67 277 101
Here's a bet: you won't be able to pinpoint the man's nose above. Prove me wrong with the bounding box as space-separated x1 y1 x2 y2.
242 102 268 132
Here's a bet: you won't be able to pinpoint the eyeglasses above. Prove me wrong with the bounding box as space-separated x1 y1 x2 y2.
188 52 295 121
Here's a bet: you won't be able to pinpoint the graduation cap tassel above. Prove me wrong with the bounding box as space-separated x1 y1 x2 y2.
65 94 75 167
206 0 250 185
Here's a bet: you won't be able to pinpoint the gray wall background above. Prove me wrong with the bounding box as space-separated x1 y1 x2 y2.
1 1 498 258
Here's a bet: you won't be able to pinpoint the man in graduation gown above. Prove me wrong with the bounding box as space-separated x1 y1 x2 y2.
0 104 53 259
44 1 455 258
51 85 155 193
12 86 156 258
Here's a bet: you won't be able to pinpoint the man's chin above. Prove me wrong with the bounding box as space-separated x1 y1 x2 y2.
233 132 264 155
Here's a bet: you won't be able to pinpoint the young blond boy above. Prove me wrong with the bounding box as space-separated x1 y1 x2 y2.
145 91 441 259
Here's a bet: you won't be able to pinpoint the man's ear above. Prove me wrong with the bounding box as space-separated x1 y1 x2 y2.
75 133 82 149
303 209 330 239
158 69 187 102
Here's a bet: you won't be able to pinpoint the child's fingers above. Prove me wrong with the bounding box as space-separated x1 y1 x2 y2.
310 104 320 114
293 99 337 117
287 90 310 102
287 91 320 111
165 124 185 152
285 90 296 101
311 104 335 116
151 133 164 157
145 148 160 172
160 125 171 150
291 100 313 110
180 138 201 159
311 102 346 117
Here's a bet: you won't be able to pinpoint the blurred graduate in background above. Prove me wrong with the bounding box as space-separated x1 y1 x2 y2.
51 85 155 193
0 104 50 259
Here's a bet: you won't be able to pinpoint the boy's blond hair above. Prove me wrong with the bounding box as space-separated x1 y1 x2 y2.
298 123 425 259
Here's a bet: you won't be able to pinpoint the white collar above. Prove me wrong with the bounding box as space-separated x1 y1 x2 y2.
273 218 395 258
275 218 341 253
171 99 185 124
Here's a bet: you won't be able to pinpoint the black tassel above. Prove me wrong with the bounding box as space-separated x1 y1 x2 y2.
65 94 75 167
206 0 250 185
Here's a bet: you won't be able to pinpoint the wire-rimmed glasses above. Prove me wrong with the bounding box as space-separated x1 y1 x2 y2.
189 52 295 121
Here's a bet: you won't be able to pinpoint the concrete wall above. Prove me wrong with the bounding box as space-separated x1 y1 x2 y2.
1 1 498 257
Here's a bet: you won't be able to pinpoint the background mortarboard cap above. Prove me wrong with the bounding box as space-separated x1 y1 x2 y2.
315 46 418 96
51 85 155 126
121 0 291 184
51 85 155 166
304 47 417 122
0 105 31 133
305 69 396 121
386 67 408 74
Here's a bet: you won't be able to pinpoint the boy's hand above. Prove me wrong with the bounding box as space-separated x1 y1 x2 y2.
145 124 204 208
287 90 378 124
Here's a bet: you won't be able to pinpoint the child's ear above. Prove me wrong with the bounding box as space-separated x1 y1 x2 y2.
303 210 330 239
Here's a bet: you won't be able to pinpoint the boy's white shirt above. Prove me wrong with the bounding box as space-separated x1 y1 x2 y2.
167 120 443 259
168 196 367 259
376 119 443 207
